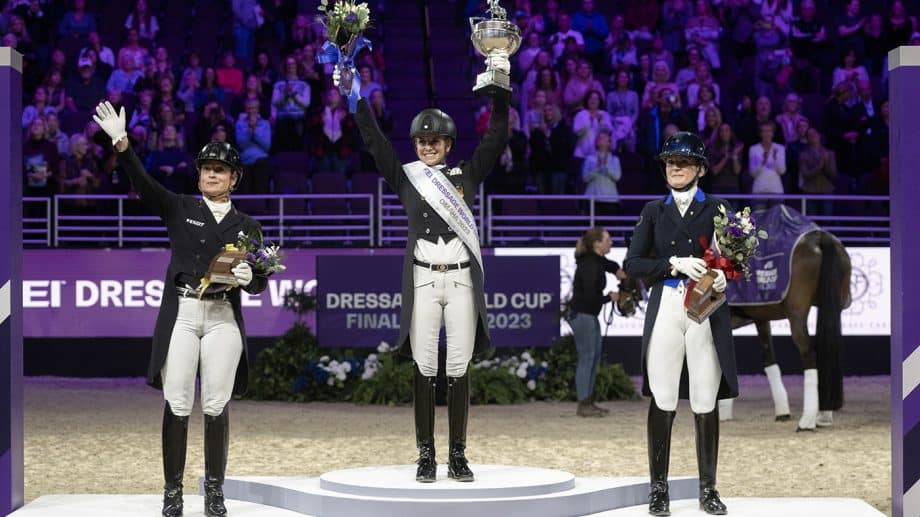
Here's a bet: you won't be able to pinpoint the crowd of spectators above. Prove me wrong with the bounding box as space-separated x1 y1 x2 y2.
3 0 905 220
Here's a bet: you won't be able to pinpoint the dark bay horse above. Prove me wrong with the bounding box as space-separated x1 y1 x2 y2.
722 230 852 430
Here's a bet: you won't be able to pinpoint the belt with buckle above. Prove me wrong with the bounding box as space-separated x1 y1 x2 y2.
412 259 471 272
176 285 230 301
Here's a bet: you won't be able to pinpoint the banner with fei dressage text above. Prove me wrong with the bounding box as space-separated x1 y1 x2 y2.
316 255 560 347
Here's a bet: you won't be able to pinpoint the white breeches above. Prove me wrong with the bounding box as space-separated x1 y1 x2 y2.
410 265 477 378
162 297 243 417
647 283 723 413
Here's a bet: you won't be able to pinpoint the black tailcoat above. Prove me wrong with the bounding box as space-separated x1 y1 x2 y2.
623 189 739 400
117 147 269 395
354 93 510 358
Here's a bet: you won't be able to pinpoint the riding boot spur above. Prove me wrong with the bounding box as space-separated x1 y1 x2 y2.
447 369 474 482
414 365 438 483
648 399 676 516
695 408 727 515
162 403 189 517
203 407 230 517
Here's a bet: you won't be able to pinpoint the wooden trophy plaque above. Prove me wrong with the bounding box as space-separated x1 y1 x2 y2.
204 249 247 289
684 269 726 324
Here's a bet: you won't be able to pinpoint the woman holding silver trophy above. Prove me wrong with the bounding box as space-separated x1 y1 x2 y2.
326 0 517 484
93 101 273 517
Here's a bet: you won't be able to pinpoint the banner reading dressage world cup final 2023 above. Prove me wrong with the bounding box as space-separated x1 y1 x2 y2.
316 255 560 347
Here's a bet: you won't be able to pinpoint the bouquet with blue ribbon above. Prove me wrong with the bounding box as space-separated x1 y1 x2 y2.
315 0 373 113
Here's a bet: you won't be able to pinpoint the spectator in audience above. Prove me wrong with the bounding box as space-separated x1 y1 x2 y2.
633 53 652 93
80 47 112 79
81 31 115 69
832 48 869 107
232 0 262 70
798 127 837 215
660 0 692 55
518 31 544 81
530 65 563 111
563 59 605 114
568 226 625 417
24 153 55 198
271 55 310 152
299 44 324 108
707 122 743 194
125 0 158 43
43 69 67 113
775 93 807 144
22 85 55 128
863 14 886 76
359 88 393 171
7 14 33 59
824 82 863 189
606 69 639 152
58 0 95 39
748 121 786 210
310 88 356 175
582 128 622 214
106 52 143 94
752 14 790 98
737 95 778 146
686 62 720 109
47 47 65 80
181 51 203 85
194 67 227 112
607 31 638 73
887 1 916 51
489 109 529 194
251 51 275 92
791 0 831 86
648 35 675 78
524 88 548 137
624 0 659 37
530 102 574 194
862 99 889 196
60 133 101 208
129 89 155 135
235 98 272 197
231 74 269 120
24 116 62 193
760 0 793 35
152 47 176 84
638 89 687 192
642 60 680 110
151 102 183 150
65 57 106 112
44 112 70 157
357 63 382 101
15 0 50 65
836 0 867 61
146 123 191 194
699 105 721 142
217 51 244 96
548 12 584 61
118 28 149 69
284 13 317 56
573 90 613 176
132 55 160 93
784 117 810 194
155 75 185 126
572 0 610 72
686 0 721 69
176 69 200 115
675 47 703 93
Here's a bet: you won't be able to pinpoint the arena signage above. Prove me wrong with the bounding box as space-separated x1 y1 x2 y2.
315 255 560 347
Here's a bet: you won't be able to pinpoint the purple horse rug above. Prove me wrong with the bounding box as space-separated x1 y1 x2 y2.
726 205 820 305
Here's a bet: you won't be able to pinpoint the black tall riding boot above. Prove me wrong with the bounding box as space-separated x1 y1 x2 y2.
447 369 474 482
648 399 676 517
203 407 230 517
414 366 437 483
695 408 727 515
162 403 189 517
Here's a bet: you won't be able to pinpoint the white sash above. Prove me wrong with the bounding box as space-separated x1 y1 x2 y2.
403 160 483 274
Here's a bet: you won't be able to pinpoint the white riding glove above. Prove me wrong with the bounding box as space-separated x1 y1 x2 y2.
669 256 708 281
232 262 253 287
92 101 127 146
489 54 512 75
332 66 355 97
712 269 727 293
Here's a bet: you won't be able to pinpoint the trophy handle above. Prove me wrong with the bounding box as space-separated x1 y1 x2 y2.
468 16 487 33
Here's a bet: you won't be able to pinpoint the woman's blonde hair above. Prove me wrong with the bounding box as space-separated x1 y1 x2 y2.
575 226 607 258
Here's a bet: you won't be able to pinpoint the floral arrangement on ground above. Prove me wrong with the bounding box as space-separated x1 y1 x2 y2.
247 289 637 405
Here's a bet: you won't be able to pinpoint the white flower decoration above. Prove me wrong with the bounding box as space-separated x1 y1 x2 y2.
527 379 536 391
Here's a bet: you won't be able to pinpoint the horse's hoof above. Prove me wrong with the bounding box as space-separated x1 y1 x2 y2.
775 414 791 422
795 426 817 432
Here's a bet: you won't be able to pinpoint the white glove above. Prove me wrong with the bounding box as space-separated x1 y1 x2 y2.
489 54 511 75
332 66 341 87
712 269 727 293
92 101 127 146
232 262 253 287
332 65 354 96
669 256 708 281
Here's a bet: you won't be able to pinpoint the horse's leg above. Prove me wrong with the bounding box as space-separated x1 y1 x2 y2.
789 312 818 431
756 319 791 420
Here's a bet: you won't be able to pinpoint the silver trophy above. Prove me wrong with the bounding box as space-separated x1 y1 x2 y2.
469 0 521 96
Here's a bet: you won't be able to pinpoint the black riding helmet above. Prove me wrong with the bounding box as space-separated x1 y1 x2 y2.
655 131 708 191
410 108 457 143
195 141 243 190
